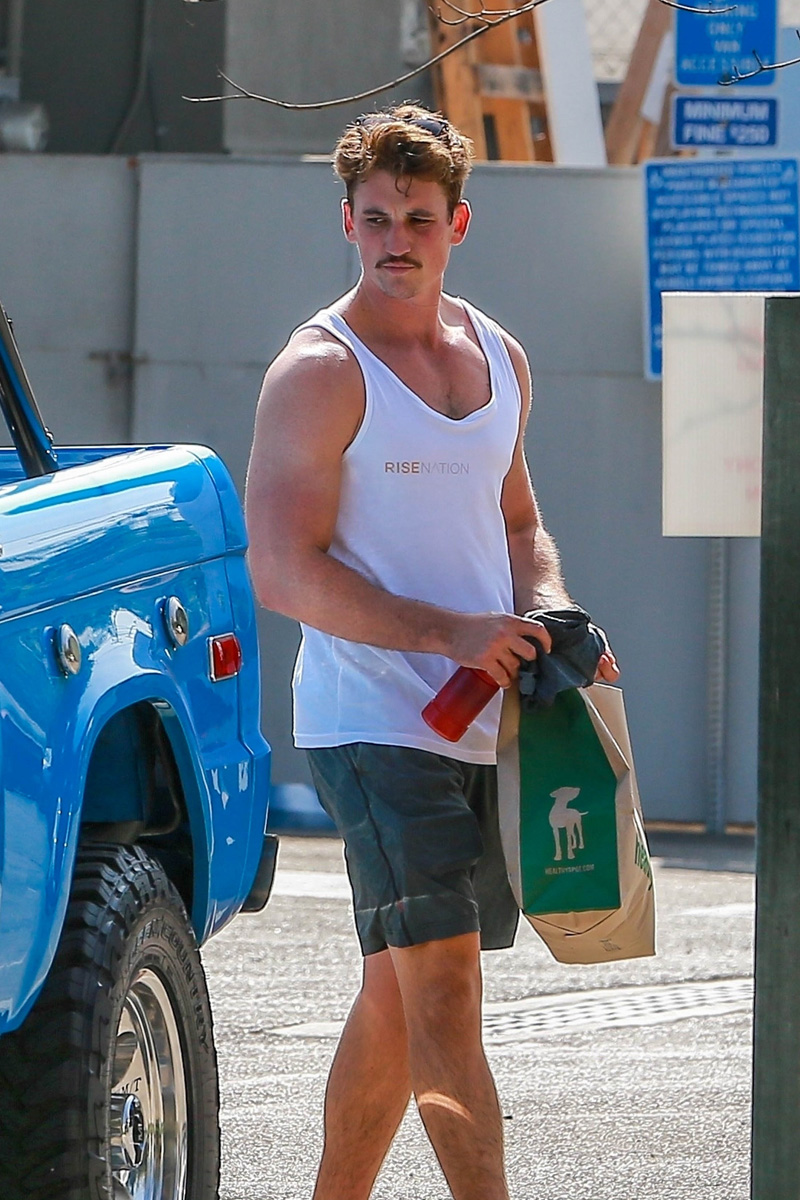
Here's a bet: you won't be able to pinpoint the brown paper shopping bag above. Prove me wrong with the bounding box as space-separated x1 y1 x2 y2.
497 684 655 964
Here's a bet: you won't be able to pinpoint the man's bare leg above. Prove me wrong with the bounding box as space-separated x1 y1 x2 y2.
390 932 510 1200
313 949 412 1200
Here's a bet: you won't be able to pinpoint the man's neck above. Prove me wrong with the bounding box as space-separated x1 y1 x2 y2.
343 278 452 347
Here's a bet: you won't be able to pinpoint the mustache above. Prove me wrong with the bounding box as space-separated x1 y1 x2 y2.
377 256 422 269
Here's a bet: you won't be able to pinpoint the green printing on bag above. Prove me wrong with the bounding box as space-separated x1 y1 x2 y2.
518 689 620 914
634 825 654 891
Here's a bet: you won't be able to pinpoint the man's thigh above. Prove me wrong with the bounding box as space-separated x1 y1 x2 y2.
307 743 518 956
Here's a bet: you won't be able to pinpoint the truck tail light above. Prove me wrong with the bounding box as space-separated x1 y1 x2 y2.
208 634 243 681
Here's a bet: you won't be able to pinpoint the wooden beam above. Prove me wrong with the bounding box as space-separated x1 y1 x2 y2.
428 10 488 158
479 4 536 162
605 0 673 166
514 7 553 161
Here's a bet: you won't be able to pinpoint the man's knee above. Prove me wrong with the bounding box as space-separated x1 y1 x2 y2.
390 933 483 1041
359 949 406 1028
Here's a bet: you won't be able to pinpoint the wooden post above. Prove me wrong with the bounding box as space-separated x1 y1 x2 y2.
752 295 800 1199
428 1 552 162
429 9 488 157
479 5 537 162
604 0 672 166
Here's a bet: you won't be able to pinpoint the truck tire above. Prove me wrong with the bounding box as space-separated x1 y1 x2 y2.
0 843 220 1200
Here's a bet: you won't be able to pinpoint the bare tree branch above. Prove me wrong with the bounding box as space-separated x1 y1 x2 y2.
431 2 485 28
183 0 800 112
183 0 552 111
658 0 736 12
719 28 800 83
433 0 530 19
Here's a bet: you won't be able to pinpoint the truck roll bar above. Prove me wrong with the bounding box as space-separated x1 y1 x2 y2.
0 303 58 477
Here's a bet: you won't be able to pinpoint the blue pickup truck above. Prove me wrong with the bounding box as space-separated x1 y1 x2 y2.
0 303 275 1199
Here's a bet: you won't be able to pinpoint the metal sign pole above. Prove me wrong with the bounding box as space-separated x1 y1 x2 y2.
752 294 800 1198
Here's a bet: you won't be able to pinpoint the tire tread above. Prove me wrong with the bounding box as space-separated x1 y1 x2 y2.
0 843 219 1200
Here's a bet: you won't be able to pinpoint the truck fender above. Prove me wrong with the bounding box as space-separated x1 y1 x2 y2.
49 675 214 962
75 676 214 921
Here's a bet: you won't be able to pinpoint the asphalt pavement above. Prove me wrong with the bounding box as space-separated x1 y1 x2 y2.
202 830 756 1199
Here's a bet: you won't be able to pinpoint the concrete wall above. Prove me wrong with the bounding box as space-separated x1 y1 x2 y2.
223 0 435 156
0 152 761 826
0 156 137 442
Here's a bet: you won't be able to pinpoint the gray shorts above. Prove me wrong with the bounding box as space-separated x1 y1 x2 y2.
306 743 519 957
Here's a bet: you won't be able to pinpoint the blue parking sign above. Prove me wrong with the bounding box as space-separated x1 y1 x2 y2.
672 95 778 148
644 158 800 379
676 0 778 87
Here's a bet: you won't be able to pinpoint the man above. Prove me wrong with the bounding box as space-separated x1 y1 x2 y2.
245 103 619 1200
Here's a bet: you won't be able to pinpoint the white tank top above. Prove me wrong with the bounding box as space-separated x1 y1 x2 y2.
292 297 522 764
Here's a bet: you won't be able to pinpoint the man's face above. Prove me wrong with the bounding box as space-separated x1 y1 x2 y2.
342 170 470 302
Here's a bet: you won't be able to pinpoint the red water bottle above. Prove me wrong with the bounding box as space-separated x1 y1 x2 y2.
421 667 500 742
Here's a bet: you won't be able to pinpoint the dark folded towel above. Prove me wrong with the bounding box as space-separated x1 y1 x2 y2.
517 606 605 712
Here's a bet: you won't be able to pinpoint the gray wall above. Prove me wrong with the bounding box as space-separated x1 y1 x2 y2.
0 156 136 442
223 0 435 156
0 153 760 826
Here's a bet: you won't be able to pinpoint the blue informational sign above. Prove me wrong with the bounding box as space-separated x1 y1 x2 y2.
672 95 778 148
644 158 799 379
676 0 778 87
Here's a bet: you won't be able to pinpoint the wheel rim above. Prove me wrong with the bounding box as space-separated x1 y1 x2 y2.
109 968 189 1200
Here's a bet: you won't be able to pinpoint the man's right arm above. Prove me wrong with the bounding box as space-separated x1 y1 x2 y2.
244 331 549 687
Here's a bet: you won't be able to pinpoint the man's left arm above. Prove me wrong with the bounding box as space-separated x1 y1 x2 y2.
501 334 620 683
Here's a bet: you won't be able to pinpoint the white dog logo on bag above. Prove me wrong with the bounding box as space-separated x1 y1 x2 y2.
549 787 588 861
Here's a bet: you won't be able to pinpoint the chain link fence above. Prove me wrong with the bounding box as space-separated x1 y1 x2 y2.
583 0 648 82
584 0 800 82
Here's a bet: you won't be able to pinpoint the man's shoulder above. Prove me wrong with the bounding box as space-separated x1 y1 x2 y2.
447 293 528 370
269 321 360 389
286 320 352 362
498 327 527 369
258 315 364 435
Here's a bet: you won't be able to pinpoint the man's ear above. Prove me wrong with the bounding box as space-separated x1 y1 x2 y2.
342 197 356 243
451 199 471 245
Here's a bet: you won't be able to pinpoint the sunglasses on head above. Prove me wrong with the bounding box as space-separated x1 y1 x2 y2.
354 114 450 140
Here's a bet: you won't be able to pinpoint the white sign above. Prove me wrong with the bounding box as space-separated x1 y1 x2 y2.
662 292 766 537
